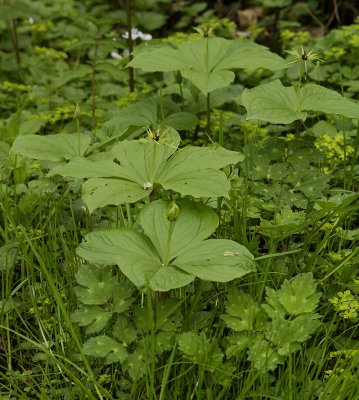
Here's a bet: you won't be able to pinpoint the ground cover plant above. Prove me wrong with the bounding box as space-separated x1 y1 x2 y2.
1 0 359 399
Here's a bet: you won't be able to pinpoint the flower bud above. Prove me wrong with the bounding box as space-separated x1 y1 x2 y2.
166 200 180 222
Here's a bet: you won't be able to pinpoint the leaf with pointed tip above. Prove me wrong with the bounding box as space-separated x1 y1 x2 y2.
82 178 151 213
48 157 125 178
129 38 285 95
138 199 218 259
158 145 242 198
175 239 254 282
300 83 359 118
242 80 303 124
102 99 157 131
77 200 254 291
243 80 359 124
11 133 91 161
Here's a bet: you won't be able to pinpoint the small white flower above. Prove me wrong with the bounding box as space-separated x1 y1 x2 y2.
140 33 152 41
111 51 122 60
28 17 34 24
122 27 152 41
143 182 153 190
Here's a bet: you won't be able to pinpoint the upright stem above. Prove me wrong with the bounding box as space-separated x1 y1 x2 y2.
7 18 21 70
295 62 305 136
125 0 135 92
91 41 99 132
163 221 175 266
205 92 211 145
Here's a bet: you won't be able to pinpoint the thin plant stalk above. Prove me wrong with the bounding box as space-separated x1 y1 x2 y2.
125 0 135 92
92 41 99 132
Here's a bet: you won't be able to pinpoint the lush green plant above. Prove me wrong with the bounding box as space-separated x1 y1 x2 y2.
1 2 359 399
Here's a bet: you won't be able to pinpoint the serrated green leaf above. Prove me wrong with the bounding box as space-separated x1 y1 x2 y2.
226 332 251 359
83 336 127 364
112 281 134 313
178 332 223 372
278 273 321 315
112 316 137 345
265 312 321 356
71 306 112 334
74 265 116 305
247 339 283 372
122 348 146 380
11 133 91 161
222 290 264 331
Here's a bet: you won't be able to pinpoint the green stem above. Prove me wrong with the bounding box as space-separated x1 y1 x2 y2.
91 41 98 132
7 18 21 70
205 92 211 145
146 286 156 400
125 0 135 92
163 220 175 266
151 141 157 183
295 61 306 136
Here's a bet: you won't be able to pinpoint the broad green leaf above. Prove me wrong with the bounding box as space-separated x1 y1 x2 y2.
103 99 157 131
175 239 254 282
300 84 359 118
53 65 92 89
83 336 128 364
11 133 91 161
129 38 285 95
243 80 359 124
77 200 254 291
242 80 303 124
46 129 238 211
71 306 112 334
112 127 180 184
181 69 235 95
138 200 218 259
160 145 242 177
19 119 44 136
77 229 159 266
48 157 126 178
148 266 195 292
162 169 231 198
161 112 199 131
158 145 242 198
82 178 151 213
